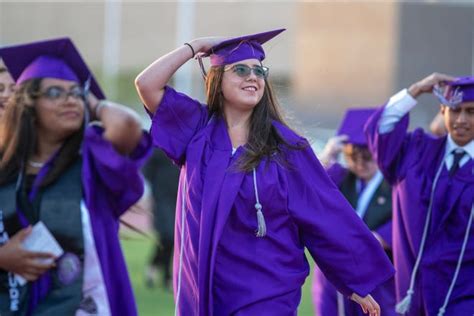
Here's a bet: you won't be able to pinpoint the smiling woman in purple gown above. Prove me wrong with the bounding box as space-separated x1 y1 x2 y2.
0 38 151 316
365 72 474 316
136 29 394 316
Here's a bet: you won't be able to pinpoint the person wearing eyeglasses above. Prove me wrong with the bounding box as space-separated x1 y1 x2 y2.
135 29 394 316
0 38 151 316
0 65 15 119
312 108 396 316
365 73 474 316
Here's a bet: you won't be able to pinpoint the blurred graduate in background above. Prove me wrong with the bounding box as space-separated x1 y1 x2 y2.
313 108 396 316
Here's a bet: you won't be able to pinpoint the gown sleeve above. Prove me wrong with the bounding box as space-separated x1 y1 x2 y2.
285 142 395 297
364 105 431 185
81 124 152 217
148 86 209 165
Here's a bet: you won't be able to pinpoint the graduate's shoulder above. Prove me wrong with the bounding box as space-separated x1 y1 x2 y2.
409 127 447 150
162 85 205 106
271 120 320 169
272 120 309 146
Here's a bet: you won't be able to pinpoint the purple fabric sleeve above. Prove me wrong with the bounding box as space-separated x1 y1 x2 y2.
375 220 392 249
325 162 348 186
364 105 431 185
82 124 152 217
285 143 394 297
148 86 209 165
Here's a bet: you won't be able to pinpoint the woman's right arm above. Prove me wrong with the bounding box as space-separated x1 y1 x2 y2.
0 227 55 281
135 38 223 114
285 143 395 303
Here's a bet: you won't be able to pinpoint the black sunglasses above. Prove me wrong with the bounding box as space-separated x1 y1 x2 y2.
224 64 269 79
35 86 85 102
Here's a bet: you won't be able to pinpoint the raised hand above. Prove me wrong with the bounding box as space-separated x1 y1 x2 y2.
319 134 348 167
137 36 226 113
188 37 226 57
0 227 56 282
408 72 457 99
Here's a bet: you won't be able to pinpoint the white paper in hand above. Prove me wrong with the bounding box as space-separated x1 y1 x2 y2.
16 221 64 285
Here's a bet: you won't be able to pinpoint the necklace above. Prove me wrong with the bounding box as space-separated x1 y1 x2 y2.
28 160 45 168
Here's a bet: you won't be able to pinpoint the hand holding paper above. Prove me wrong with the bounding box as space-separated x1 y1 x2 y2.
0 222 61 284
15 222 63 285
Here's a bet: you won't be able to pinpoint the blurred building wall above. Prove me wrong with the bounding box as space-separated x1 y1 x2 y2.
0 2 295 92
0 3 106 66
294 2 398 129
293 2 473 130
0 1 297 108
1 1 473 135
396 2 474 129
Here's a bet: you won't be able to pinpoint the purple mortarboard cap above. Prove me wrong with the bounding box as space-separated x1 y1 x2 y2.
0 37 105 99
448 76 474 103
336 108 376 146
205 28 286 66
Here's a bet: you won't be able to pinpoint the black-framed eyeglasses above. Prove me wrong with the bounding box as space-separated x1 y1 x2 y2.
224 64 269 79
35 86 85 102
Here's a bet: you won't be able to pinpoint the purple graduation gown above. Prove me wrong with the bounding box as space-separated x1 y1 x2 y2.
365 106 474 316
312 163 396 316
150 86 394 316
81 125 151 316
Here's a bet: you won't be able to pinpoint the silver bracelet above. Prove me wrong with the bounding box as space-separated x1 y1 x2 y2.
95 100 107 120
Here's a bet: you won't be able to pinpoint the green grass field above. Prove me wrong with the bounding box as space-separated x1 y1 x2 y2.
121 237 316 316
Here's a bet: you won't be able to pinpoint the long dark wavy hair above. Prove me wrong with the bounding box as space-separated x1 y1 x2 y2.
205 66 304 171
0 78 84 187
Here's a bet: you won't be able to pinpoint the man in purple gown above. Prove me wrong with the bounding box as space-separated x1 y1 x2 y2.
365 73 474 316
